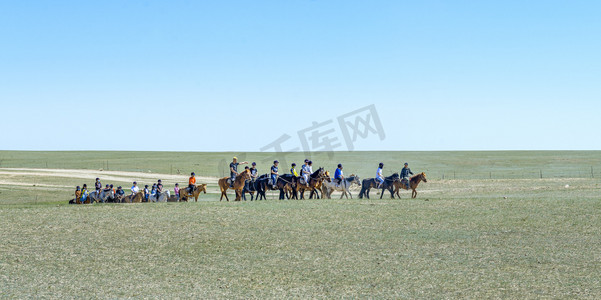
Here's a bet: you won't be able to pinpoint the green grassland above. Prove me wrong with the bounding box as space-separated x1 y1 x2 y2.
1 151 600 298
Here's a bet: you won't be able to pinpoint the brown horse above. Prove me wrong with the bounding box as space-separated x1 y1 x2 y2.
297 167 326 199
123 192 145 203
179 184 208 202
394 172 428 198
218 169 251 201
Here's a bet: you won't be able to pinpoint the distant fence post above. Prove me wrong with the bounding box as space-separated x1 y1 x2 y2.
540 170 543 179
592 166 594 178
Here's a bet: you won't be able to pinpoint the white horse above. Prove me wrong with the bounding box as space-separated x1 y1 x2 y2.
322 175 361 199
88 189 115 203
150 190 171 202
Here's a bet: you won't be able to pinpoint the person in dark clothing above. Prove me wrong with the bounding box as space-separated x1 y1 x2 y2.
400 162 414 189
156 179 163 200
95 178 102 194
270 160 279 188
250 162 258 181
229 157 248 187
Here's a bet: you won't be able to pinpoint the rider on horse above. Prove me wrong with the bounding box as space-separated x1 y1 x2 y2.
334 164 344 185
250 162 258 181
290 163 299 176
188 172 196 194
230 157 248 187
270 160 279 188
376 163 384 188
301 159 310 186
401 162 414 189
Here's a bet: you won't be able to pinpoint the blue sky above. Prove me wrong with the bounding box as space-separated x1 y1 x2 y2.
1 0 600 151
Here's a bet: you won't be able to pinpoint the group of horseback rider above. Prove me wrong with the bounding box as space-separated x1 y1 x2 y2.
377 162 414 190
227 157 320 189
226 156 414 191
74 177 168 203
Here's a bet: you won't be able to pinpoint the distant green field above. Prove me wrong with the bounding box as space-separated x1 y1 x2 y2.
1 150 600 179
1 151 600 298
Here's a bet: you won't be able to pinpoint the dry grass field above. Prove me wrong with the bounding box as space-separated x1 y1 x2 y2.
1 151 600 298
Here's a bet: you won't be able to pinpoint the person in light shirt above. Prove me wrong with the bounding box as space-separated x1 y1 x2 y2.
131 181 140 196
376 163 384 188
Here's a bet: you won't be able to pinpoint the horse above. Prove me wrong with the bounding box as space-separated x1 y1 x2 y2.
257 173 297 200
358 173 399 199
322 174 361 199
276 174 298 200
179 184 208 202
88 189 114 203
122 192 145 203
151 190 171 202
218 169 251 201
393 172 428 198
297 167 326 199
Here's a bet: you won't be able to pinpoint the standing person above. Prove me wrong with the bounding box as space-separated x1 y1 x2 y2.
290 163 299 176
270 160 279 188
400 162 414 190
144 185 150 202
188 172 196 194
250 162 258 181
131 181 139 196
75 186 81 204
229 157 249 187
174 183 180 198
94 178 102 195
376 163 384 188
155 180 163 200
334 164 344 185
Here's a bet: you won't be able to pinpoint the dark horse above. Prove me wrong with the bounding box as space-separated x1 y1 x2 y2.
297 167 325 199
358 173 400 199
255 173 298 200
245 174 269 201
242 176 267 201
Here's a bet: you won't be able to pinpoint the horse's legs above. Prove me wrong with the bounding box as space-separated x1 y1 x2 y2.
412 189 417 198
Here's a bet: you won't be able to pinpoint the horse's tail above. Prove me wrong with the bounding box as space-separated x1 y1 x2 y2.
359 186 365 199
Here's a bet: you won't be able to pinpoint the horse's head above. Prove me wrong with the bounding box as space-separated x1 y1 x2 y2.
420 172 427 182
239 169 251 180
198 184 207 193
325 170 330 177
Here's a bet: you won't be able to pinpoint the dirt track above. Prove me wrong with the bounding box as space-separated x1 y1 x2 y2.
0 168 219 184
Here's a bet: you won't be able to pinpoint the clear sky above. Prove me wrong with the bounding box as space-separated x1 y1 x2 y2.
1 0 600 151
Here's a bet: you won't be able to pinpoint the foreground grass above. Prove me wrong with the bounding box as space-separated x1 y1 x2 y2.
1 195 600 298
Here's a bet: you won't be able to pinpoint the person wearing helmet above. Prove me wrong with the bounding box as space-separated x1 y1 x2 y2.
94 178 102 195
115 186 125 202
81 184 88 203
290 163 299 177
131 181 139 196
75 186 82 204
155 179 163 200
376 163 384 188
334 164 344 185
174 183 180 198
250 162 258 181
270 160 279 188
188 172 196 195
400 162 414 190
230 157 248 188
144 184 150 202
300 159 310 184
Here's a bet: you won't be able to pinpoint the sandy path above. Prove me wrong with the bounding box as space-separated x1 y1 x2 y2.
0 168 219 185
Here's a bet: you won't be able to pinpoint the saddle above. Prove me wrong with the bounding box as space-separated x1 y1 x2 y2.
400 178 409 188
